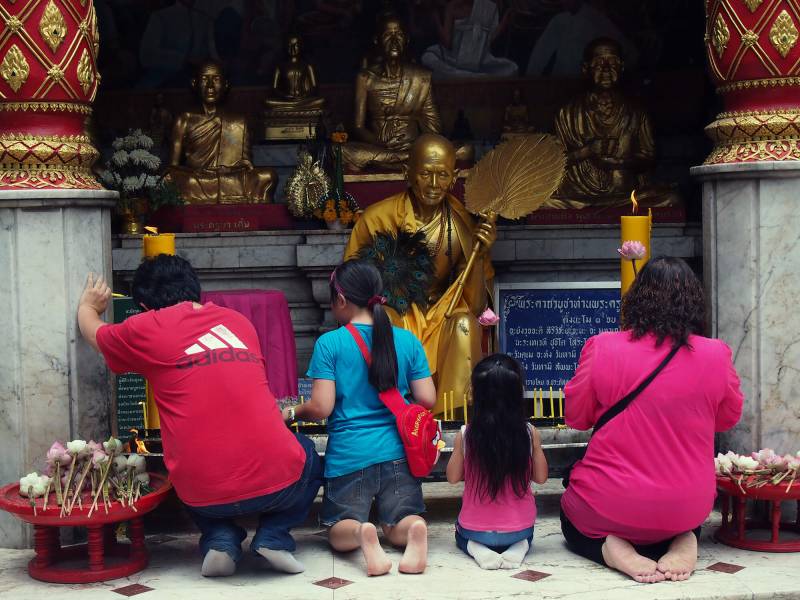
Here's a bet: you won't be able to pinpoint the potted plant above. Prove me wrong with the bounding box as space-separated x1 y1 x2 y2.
99 129 166 235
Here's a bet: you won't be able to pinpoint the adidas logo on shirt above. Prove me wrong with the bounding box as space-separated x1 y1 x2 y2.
176 324 261 370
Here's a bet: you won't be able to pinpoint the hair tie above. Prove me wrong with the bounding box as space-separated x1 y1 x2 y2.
367 295 387 308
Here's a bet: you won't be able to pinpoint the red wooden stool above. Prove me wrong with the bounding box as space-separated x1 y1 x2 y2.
0 473 172 583
715 476 800 552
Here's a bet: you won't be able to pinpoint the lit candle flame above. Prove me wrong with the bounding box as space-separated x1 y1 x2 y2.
630 190 639 215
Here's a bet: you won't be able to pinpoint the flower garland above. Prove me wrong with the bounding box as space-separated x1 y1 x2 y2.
98 129 170 210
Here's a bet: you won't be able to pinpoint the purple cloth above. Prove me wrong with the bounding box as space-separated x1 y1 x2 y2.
200 290 297 399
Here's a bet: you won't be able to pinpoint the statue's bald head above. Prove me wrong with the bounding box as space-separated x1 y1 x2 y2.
409 134 456 171
406 134 458 207
193 60 228 105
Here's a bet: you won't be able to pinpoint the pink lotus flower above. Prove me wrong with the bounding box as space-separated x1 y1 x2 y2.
617 241 647 261
46 442 70 466
478 308 500 327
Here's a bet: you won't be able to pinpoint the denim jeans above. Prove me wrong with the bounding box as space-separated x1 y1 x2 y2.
186 433 323 562
455 522 534 555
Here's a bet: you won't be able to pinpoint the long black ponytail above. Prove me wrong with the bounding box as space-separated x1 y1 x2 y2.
331 259 398 391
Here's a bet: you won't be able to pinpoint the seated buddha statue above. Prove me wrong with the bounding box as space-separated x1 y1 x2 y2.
166 62 276 204
343 15 473 172
264 35 326 140
545 37 678 209
502 88 534 138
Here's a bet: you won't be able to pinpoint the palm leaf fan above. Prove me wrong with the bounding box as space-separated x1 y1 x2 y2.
356 230 435 315
464 134 566 219
444 135 566 318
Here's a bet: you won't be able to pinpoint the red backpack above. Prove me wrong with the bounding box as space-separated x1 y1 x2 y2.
345 323 443 478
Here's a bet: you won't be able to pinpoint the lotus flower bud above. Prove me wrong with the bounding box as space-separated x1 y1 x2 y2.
113 456 128 473
126 454 147 474
103 437 123 456
478 308 499 327
617 241 647 260
46 442 70 466
19 472 40 495
135 473 150 486
92 450 108 466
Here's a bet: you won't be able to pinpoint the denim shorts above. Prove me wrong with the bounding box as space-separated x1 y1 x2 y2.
321 458 425 527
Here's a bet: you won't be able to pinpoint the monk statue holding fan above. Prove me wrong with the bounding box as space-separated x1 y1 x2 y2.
344 133 565 416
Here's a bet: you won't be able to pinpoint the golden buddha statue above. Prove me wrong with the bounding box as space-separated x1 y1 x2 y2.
343 16 472 171
264 35 326 140
547 38 678 208
502 88 534 137
166 62 276 204
345 134 496 416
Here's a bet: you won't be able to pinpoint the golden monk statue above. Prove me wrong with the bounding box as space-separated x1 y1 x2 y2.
166 62 276 204
343 15 472 171
547 38 678 208
264 35 326 140
345 134 495 416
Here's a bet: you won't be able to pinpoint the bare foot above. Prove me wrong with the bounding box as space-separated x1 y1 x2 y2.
602 535 665 584
398 520 428 574
359 523 392 576
657 531 698 581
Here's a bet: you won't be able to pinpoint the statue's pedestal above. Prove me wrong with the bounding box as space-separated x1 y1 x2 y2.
150 204 293 233
692 162 800 455
0 190 117 548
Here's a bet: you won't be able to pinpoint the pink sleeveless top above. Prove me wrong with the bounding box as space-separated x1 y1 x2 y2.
458 424 537 532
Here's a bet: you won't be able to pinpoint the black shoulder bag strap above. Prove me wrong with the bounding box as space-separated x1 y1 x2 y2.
562 343 682 488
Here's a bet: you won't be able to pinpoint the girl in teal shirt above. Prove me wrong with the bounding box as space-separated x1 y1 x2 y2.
284 259 436 576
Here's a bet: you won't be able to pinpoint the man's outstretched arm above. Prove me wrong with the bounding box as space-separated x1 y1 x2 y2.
77 272 112 352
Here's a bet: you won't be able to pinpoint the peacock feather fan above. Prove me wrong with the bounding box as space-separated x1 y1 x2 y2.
356 230 435 315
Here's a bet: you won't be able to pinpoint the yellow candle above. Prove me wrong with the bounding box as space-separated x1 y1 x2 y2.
144 382 160 429
549 386 555 419
536 389 542 418
559 388 564 418
450 391 454 421
143 230 176 258
620 192 652 295
463 393 468 424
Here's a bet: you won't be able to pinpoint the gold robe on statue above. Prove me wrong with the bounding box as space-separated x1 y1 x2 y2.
167 112 272 204
344 191 493 416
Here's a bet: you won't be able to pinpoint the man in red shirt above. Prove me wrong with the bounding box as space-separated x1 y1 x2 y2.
77 255 323 578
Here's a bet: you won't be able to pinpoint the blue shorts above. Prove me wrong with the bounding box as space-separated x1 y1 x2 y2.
321 458 425 527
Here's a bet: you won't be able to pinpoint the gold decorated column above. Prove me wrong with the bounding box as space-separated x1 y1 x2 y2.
0 0 101 189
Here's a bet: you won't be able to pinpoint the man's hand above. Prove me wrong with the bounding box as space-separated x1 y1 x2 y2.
79 273 112 315
474 213 497 256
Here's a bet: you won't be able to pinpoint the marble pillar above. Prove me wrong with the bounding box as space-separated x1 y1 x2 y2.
692 163 800 455
0 190 117 548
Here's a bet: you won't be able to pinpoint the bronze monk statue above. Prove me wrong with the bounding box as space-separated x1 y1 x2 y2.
345 133 495 416
547 37 678 208
343 15 472 171
166 62 276 204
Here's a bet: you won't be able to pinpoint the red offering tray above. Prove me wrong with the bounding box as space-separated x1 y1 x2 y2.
715 476 800 553
0 473 173 583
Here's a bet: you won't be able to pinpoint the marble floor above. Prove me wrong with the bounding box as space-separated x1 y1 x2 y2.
0 482 798 600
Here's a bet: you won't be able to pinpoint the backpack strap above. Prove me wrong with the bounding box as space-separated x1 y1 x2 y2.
344 323 407 416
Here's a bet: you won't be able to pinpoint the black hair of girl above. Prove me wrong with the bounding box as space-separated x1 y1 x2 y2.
331 259 398 392
466 354 533 501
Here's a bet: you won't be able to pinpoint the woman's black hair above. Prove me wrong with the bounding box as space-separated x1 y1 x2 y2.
466 354 533 501
620 256 706 347
331 259 398 392
132 254 201 310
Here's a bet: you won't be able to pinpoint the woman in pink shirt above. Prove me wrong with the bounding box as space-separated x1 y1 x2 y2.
561 257 743 583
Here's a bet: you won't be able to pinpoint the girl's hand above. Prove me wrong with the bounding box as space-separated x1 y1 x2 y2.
530 425 549 484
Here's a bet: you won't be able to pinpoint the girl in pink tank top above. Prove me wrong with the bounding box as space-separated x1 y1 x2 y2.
446 354 549 570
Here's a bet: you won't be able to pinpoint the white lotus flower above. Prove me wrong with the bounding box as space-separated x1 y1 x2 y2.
733 455 759 471
135 473 150 486
127 454 147 473
67 440 88 455
113 456 128 473
103 437 123 456
715 453 733 474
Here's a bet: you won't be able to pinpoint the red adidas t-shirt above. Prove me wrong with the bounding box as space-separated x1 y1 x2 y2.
96 301 305 506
